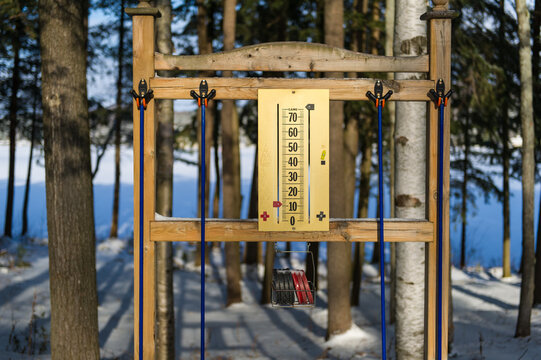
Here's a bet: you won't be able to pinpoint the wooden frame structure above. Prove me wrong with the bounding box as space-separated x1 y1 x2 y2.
127 1 457 359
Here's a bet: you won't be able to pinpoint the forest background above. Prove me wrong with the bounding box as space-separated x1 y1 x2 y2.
0 0 540 358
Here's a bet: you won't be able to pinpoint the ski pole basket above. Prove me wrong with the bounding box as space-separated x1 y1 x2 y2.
271 246 316 307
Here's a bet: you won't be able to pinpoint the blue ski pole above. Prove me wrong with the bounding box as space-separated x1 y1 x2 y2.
429 79 452 360
190 80 216 360
367 80 392 360
131 79 153 360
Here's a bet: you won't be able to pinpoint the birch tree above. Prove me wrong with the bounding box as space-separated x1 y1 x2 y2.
393 0 427 357
385 0 397 324
514 0 536 337
155 0 175 357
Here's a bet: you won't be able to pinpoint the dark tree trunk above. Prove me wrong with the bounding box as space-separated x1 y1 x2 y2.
39 0 99 356
22 119 35 238
22 70 40 237
499 0 512 277
4 15 22 238
535 193 541 304
221 0 242 306
325 0 352 338
194 0 215 267
371 199 380 265
460 117 470 269
212 105 221 220
110 0 126 239
261 242 276 304
351 126 372 306
514 0 536 337
532 0 541 306
502 120 511 276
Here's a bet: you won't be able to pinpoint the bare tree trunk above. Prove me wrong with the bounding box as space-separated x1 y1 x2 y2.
531 0 541 305
212 108 220 219
344 0 360 218
222 0 242 306
515 0 536 337
109 0 126 239
499 0 512 278
344 121 358 217
211 103 221 250
370 1 382 268
352 126 372 306
344 117 359 303
502 123 511 277
460 117 470 269
535 191 541 304
245 146 260 264
261 242 275 304
39 0 99 356
393 0 427 357
325 0 352 338
4 12 22 239
195 0 214 267
154 0 175 358
22 70 40 237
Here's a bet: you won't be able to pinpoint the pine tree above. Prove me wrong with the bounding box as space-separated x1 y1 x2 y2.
515 0 536 337
325 0 352 338
222 0 243 306
39 0 100 356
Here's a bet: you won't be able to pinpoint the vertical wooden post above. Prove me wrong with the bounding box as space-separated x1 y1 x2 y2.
422 2 457 359
127 2 160 359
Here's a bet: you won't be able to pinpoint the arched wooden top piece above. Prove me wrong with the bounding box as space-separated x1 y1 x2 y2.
155 42 429 73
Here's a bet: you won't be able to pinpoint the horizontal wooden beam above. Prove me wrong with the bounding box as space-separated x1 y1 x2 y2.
149 218 434 243
150 77 434 101
154 42 429 73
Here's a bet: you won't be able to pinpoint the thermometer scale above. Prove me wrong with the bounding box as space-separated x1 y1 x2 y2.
258 89 329 231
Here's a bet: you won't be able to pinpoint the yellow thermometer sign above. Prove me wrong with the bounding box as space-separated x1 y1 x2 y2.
258 89 329 231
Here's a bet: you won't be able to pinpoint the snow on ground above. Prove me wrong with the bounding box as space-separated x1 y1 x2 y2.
1 238 540 359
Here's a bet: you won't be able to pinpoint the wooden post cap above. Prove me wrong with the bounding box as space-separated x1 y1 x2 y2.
420 0 459 19
432 0 448 10
125 0 161 17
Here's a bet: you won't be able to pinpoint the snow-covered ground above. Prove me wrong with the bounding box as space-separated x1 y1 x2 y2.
0 238 540 359
1 143 541 358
